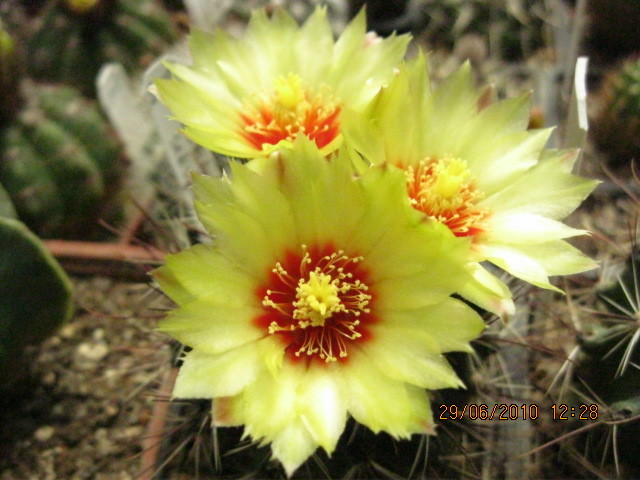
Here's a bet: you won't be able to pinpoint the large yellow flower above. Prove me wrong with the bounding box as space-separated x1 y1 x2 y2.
342 56 598 302
154 7 410 158
151 139 485 475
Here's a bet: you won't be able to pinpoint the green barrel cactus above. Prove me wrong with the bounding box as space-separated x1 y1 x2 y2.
570 323 640 476
585 0 640 63
25 0 178 94
347 0 546 61
0 18 123 238
0 18 20 123
0 184 73 384
0 82 123 238
590 56 640 165
0 174 16 218
562 256 640 477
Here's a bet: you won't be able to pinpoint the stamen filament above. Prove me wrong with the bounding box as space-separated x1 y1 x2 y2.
261 245 372 363
405 157 489 237
239 74 342 152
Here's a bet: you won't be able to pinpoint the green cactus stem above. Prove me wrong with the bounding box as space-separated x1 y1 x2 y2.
590 56 640 165
567 254 640 476
26 0 178 95
0 18 22 125
0 82 122 238
0 214 74 383
571 322 640 475
0 181 16 220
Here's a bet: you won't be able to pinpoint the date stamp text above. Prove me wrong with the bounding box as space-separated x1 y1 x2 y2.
439 403 599 421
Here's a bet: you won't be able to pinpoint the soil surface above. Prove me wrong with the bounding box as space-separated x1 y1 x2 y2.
0 277 174 480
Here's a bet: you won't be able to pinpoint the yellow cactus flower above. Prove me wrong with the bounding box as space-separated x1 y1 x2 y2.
342 55 598 310
151 139 485 475
154 7 410 158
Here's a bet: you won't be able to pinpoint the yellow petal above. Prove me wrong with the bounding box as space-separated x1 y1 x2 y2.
383 297 487 352
340 352 435 437
480 150 599 219
478 240 597 291
151 244 255 305
241 364 303 440
362 327 465 389
270 420 317 477
457 263 515 317
297 366 347 455
173 342 264 398
485 212 587 244
159 299 263 354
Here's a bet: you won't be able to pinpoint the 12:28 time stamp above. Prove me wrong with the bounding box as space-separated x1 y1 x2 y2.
552 404 599 420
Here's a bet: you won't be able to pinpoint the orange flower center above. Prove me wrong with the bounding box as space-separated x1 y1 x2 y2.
404 157 489 237
255 244 374 364
239 73 341 152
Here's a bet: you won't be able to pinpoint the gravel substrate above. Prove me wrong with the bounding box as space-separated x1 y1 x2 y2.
0 278 174 480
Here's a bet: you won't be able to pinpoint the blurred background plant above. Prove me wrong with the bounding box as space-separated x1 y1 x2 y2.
589 56 640 167
16 0 178 95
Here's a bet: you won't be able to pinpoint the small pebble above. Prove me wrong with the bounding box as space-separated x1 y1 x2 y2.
112 425 144 440
34 426 55 442
75 342 109 363
42 371 57 386
95 428 113 456
104 403 119 418
59 323 77 339
92 328 106 342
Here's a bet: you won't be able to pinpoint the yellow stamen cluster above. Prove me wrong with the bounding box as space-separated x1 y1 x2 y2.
405 157 489 237
239 73 341 151
293 271 342 327
262 245 371 362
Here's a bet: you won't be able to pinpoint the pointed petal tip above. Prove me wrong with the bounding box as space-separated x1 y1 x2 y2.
497 297 516 318
282 462 300 479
